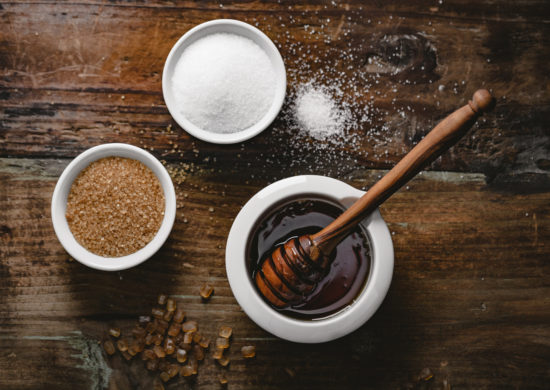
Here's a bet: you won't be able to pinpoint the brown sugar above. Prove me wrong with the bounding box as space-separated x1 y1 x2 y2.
66 157 165 257
101 294 258 384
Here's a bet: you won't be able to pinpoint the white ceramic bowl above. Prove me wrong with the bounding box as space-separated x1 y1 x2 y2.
51 143 176 271
162 19 286 144
226 175 394 343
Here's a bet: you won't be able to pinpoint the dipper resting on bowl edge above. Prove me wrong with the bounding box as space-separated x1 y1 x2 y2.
254 89 495 309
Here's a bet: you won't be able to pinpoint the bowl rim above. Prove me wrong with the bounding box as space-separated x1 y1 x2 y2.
225 175 394 343
162 18 287 144
51 143 176 271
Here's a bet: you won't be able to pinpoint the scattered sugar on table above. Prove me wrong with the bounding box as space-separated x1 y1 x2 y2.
293 82 352 141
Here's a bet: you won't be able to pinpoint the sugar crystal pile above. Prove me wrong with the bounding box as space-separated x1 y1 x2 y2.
293 82 352 141
171 33 276 134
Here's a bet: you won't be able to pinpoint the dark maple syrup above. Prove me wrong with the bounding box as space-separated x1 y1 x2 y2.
247 198 371 320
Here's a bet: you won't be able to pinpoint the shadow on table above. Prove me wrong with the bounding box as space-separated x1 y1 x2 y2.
251 285 425 390
65 238 183 323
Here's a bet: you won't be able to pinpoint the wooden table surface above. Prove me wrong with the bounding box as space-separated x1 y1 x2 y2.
1 1 549 389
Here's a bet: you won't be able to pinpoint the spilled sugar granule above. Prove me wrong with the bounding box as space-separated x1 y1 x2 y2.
293 82 352 141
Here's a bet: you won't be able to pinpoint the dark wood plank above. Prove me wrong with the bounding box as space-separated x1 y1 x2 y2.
1 0 550 389
1 1 549 187
1 159 549 389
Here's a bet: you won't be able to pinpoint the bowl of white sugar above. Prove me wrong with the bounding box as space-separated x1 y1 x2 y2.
162 19 286 144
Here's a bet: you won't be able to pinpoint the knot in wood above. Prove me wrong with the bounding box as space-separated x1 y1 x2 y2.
364 33 438 82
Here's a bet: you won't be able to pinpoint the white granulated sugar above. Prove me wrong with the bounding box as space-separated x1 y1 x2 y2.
171 33 276 134
294 83 351 141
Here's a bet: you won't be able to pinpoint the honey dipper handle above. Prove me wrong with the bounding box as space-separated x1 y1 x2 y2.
310 89 495 256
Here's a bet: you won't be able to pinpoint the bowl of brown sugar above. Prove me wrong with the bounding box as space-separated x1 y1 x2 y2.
51 143 176 271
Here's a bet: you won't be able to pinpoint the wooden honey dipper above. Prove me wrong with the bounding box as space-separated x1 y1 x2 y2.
255 89 495 308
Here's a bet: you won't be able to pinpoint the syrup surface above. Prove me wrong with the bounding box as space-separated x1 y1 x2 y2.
247 198 371 319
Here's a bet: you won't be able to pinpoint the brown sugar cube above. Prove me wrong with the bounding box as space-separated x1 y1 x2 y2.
121 350 133 361
153 345 166 358
241 345 256 358
176 348 188 363
159 371 171 383
153 333 163 346
145 333 154 346
103 340 116 355
180 365 195 377
219 375 228 385
163 310 174 322
193 345 205 361
138 315 151 325
167 322 181 337
156 319 169 334
173 308 185 323
146 358 159 371
132 326 146 340
166 298 176 312
164 337 175 355
215 337 230 349
199 284 214 300
193 332 202 344
198 337 210 349
129 340 144 355
174 332 184 345
145 321 156 334
181 321 198 333
128 344 139 357
168 364 180 378
217 355 230 367
188 356 198 373
108 327 121 338
116 339 128 352
183 332 194 344
218 326 232 339
212 348 224 360
158 319 169 329
152 307 165 319
143 349 156 360
157 294 167 306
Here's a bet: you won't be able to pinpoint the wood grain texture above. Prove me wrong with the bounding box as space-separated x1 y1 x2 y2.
1 0 550 389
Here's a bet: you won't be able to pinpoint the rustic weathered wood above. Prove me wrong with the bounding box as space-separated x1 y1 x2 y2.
1 160 549 389
1 1 549 389
1 1 549 183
